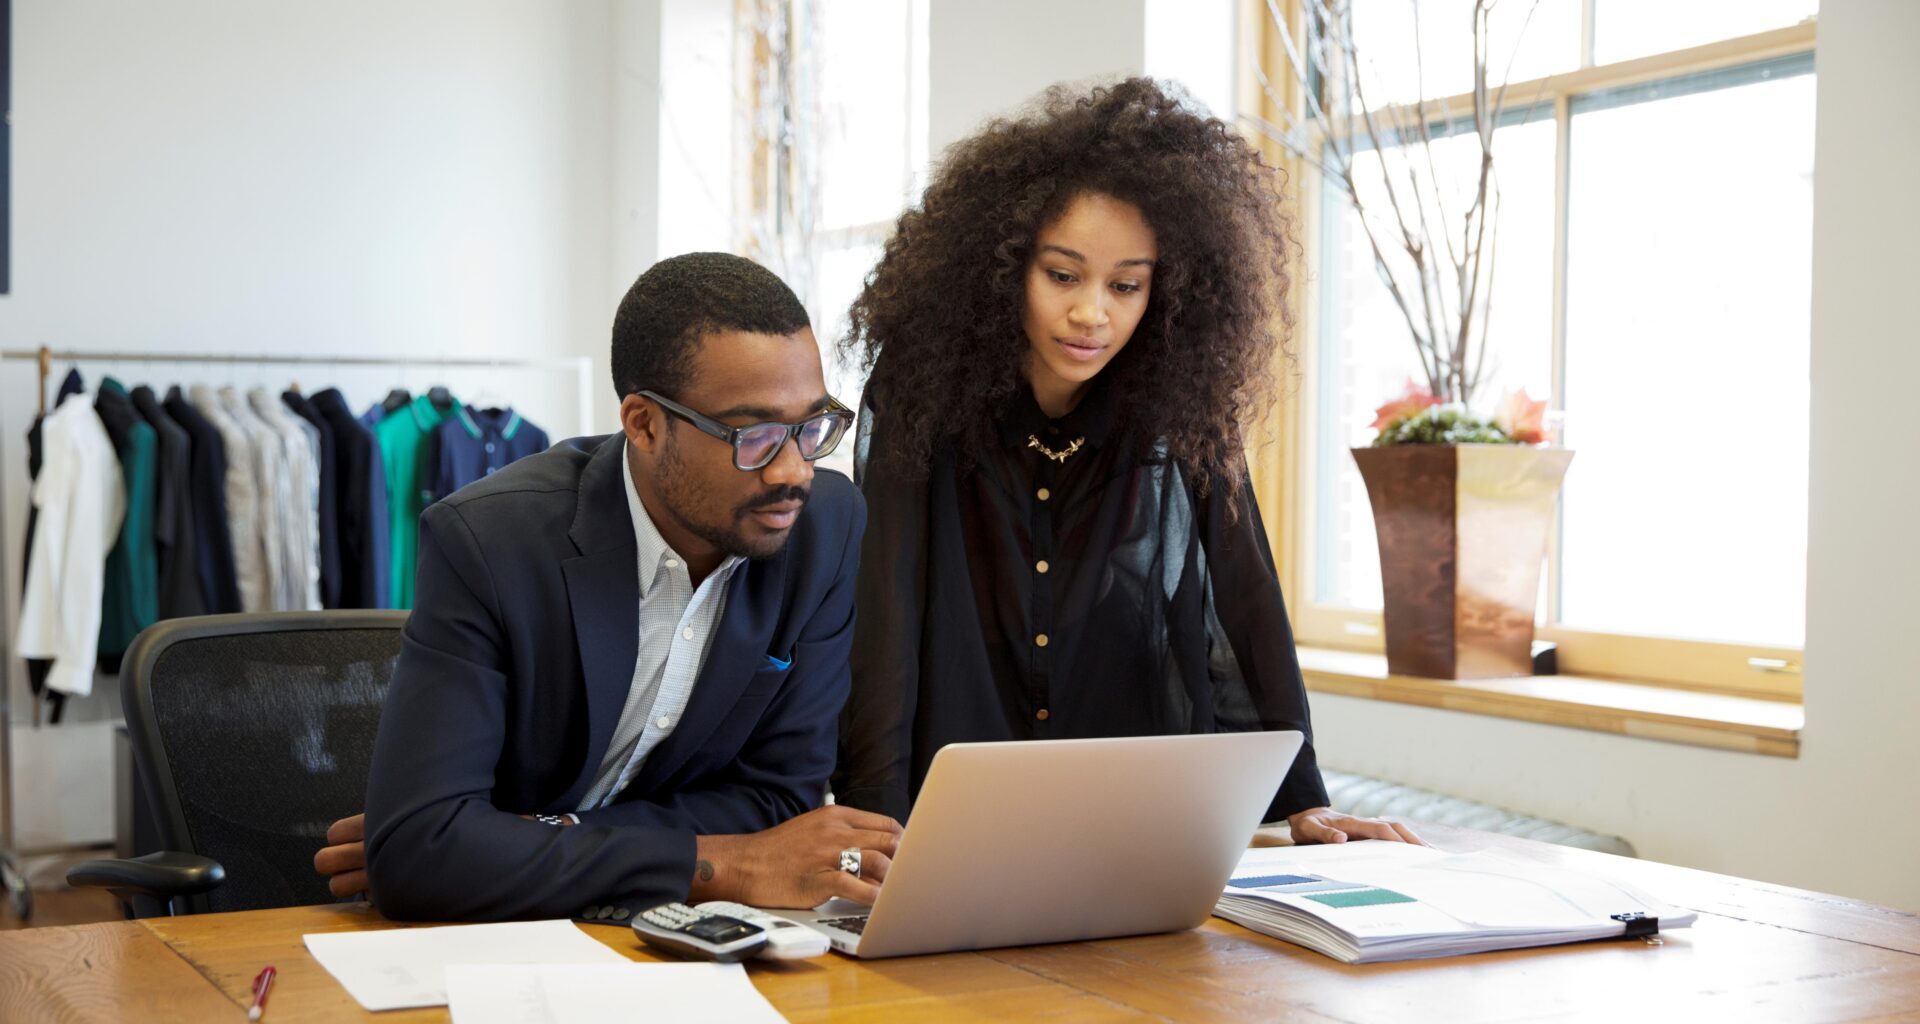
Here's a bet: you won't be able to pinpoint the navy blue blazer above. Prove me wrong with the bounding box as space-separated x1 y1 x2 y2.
365 434 864 921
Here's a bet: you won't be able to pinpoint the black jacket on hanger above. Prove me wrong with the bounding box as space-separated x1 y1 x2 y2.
312 387 388 609
284 390 342 609
132 385 206 620
163 386 242 614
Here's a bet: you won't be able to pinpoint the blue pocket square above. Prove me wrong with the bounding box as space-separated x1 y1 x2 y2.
765 654 792 671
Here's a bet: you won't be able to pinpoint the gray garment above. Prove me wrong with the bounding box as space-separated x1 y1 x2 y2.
222 387 291 610
193 385 269 612
249 388 320 611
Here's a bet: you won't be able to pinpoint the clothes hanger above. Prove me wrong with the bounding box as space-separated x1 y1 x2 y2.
465 356 511 414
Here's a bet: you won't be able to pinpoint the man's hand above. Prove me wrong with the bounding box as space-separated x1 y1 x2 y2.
1287 807 1425 846
314 813 370 899
691 805 904 909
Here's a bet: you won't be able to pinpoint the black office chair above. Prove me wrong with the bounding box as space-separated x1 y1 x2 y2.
67 611 406 916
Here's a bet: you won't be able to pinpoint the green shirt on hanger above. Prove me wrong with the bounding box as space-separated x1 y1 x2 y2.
96 377 159 658
375 393 456 609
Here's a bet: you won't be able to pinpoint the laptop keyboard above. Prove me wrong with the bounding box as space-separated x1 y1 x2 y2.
818 915 870 935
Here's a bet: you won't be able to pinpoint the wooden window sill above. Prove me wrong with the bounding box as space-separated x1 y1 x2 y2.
1298 647 1804 757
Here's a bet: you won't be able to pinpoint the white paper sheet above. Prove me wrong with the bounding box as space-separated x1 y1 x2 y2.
446 963 788 1024
303 919 631 1011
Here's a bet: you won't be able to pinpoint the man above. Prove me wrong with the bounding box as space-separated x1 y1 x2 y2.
337 253 900 921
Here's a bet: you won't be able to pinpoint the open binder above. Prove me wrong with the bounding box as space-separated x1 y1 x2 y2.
1214 840 1695 964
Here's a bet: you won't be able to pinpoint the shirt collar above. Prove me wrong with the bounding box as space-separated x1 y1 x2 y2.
459 405 524 440
622 440 742 599
997 373 1117 452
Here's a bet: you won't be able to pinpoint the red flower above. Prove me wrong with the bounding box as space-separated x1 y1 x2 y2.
1369 379 1440 432
1494 388 1549 445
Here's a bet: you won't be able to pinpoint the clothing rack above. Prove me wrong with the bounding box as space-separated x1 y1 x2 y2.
0 344 595 919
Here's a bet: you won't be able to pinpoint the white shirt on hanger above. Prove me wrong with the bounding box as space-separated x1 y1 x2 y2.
17 394 127 697
252 388 321 610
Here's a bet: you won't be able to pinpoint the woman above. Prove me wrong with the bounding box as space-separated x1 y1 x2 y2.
834 78 1416 846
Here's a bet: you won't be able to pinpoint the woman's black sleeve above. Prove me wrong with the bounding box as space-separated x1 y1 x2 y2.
1198 464 1331 821
831 403 928 822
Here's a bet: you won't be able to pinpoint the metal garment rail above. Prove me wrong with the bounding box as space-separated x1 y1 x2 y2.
0 344 594 919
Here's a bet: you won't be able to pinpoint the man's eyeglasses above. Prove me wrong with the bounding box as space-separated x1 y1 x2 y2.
640 390 854 472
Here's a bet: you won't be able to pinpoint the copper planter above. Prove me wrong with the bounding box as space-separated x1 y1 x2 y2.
1351 444 1574 679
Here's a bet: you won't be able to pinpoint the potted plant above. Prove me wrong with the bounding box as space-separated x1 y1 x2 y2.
1249 1 1571 678
1354 384 1570 678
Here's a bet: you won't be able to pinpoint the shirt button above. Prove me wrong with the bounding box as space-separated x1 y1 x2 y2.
1035 560 1050 574
1036 708 1050 721
656 716 672 729
682 627 694 641
1037 488 1051 501
485 443 496 453
665 558 679 569
1035 633 1049 648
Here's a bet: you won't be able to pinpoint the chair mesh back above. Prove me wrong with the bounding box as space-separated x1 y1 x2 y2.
142 627 398 914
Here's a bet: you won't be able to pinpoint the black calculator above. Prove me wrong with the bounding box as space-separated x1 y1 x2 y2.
630 902 769 962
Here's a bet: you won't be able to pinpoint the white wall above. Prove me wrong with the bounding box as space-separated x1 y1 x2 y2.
1314 0 1920 912
928 0 1147 159
0 0 615 847
603 0 737 430
1144 0 1239 121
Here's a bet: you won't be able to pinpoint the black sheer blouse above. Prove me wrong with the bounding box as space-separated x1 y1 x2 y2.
834 375 1330 823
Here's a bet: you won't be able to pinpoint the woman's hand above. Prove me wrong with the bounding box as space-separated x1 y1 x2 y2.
1286 807 1425 846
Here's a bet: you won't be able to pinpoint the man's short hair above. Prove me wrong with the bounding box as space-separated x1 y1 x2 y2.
610 252 812 399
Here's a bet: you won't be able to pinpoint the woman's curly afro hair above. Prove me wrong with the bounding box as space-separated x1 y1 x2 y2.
844 76 1294 497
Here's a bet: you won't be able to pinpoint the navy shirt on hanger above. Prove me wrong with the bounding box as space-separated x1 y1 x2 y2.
427 406 550 503
312 388 391 610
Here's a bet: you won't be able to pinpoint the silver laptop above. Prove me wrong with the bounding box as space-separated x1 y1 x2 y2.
783 731 1303 958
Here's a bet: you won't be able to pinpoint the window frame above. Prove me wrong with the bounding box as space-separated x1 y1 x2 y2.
1242 2 1816 702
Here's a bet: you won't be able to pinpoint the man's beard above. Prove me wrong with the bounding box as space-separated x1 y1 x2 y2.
658 434 809 560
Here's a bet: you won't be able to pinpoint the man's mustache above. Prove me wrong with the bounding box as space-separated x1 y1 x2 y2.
735 485 810 517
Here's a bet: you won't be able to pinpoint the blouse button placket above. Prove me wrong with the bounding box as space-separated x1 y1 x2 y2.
1030 454 1057 737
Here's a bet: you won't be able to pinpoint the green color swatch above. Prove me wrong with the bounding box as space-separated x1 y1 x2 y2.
1306 888 1416 908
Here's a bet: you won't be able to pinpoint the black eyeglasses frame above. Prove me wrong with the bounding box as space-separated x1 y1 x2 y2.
638 389 854 471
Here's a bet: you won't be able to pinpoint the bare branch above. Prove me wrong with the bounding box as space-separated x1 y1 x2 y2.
1468 179 1502 398
1325 0 1454 394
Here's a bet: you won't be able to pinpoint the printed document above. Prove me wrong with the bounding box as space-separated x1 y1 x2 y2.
447 963 787 1024
1215 841 1696 963
304 919 630 1010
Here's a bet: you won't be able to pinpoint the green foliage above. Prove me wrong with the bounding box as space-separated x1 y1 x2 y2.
1372 405 1516 446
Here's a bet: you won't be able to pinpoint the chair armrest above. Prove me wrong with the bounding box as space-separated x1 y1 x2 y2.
66 851 226 902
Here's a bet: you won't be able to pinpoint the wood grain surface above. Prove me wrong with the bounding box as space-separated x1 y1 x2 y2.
5 823 1916 1023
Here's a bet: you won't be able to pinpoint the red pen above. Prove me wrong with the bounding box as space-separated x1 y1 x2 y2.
248 966 276 1021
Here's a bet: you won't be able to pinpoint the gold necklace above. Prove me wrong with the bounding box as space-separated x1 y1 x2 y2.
1027 434 1085 463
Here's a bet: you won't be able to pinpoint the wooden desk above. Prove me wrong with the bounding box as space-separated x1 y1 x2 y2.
5 824 1918 1023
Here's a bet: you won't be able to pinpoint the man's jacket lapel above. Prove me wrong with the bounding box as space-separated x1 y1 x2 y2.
632 544 787 793
558 436 639 809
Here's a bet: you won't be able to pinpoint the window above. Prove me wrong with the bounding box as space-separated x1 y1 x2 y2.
737 0 929 475
1256 1 1816 695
